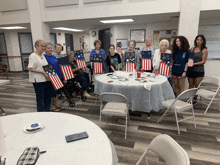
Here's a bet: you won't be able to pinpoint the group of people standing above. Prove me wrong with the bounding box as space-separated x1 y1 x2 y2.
28 34 207 112
28 40 91 112
90 34 208 105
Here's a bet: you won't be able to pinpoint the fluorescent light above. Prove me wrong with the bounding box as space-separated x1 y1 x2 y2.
0 26 27 30
53 27 83 32
100 19 134 23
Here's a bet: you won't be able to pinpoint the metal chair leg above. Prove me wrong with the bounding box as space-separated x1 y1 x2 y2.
174 110 180 134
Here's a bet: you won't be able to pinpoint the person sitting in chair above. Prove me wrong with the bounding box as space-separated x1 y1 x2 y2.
67 51 91 97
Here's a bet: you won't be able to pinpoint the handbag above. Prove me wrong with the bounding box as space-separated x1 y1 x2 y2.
17 147 45 165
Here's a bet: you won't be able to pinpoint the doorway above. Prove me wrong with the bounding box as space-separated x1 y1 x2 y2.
99 29 110 55
65 33 74 52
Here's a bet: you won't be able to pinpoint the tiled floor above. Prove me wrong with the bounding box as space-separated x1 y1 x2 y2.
1 72 220 165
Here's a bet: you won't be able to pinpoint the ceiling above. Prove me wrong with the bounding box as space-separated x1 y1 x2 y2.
1 10 220 33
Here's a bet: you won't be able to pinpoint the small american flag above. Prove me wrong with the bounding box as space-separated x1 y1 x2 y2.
158 53 172 76
92 54 103 73
75 50 87 68
141 51 152 71
43 64 64 90
124 52 135 72
58 56 75 81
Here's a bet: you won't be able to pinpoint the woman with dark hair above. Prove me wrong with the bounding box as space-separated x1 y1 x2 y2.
188 34 208 104
172 36 190 96
106 44 121 72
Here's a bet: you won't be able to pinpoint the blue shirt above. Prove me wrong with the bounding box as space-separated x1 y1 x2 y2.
52 52 63 59
172 49 190 76
44 54 63 79
90 49 106 71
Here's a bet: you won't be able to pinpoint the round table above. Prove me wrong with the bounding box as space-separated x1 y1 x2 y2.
1 112 118 165
94 72 175 112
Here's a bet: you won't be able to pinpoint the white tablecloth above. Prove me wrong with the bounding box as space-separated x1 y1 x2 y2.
1 112 118 165
94 72 175 112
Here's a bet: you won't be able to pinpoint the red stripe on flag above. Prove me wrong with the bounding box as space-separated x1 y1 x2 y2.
48 76 57 90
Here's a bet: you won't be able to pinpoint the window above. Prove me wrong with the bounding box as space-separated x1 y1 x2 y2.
50 33 57 49
18 33 33 55
0 33 7 55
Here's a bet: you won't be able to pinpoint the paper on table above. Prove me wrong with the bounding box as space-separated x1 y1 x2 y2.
0 118 6 155
144 83 151 90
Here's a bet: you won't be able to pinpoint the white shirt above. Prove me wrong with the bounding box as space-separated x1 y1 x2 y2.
153 49 172 68
28 52 49 83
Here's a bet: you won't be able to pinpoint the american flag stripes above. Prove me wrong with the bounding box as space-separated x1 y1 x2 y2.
57 56 75 81
124 52 135 72
125 62 135 72
158 61 171 76
43 64 64 90
158 53 172 76
59 64 75 80
92 54 103 73
75 50 87 68
93 62 103 73
141 51 152 71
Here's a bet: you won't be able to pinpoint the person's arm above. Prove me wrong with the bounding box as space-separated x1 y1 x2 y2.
28 68 48 78
193 49 208 66
89 50 94 61
72 68 81 73
182 49 191 77
182 63 188 77
110 65 115 72
136 51 141 71
102 50 106 61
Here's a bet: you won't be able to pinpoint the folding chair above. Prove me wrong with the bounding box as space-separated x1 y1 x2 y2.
157 88 198 134
136 134 190 165
196 76 220 115
99 92 130 139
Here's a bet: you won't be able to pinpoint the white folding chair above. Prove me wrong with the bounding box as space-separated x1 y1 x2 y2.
196 76 220 115
157 88 198 134
99 92 130 139
136 134 190 165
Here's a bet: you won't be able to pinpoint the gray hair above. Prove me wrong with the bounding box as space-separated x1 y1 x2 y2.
67 51 75 58
128 40 136 47
34 39 46 49
159 39 169 48
45 42 53 48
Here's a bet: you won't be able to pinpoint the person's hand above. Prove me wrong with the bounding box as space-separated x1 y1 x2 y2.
43 71 49 78
76 68 81 71
139 55 142 59
102 56 105 61
91 57 94 61
182 72 186 77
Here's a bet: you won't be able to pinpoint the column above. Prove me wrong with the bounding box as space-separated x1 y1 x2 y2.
27 0 50 49
178 0 201 46
4 31 23 71
178 0 202 90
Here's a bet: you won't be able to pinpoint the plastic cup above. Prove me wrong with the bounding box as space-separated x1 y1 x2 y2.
137 72 141 78
141 68 144 73
155 69 158 76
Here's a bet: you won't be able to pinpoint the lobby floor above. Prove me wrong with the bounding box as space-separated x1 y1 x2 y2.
1 72 220 165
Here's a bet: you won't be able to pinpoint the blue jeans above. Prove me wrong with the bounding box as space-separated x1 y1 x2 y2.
33 81 52 112
77 73 90 91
